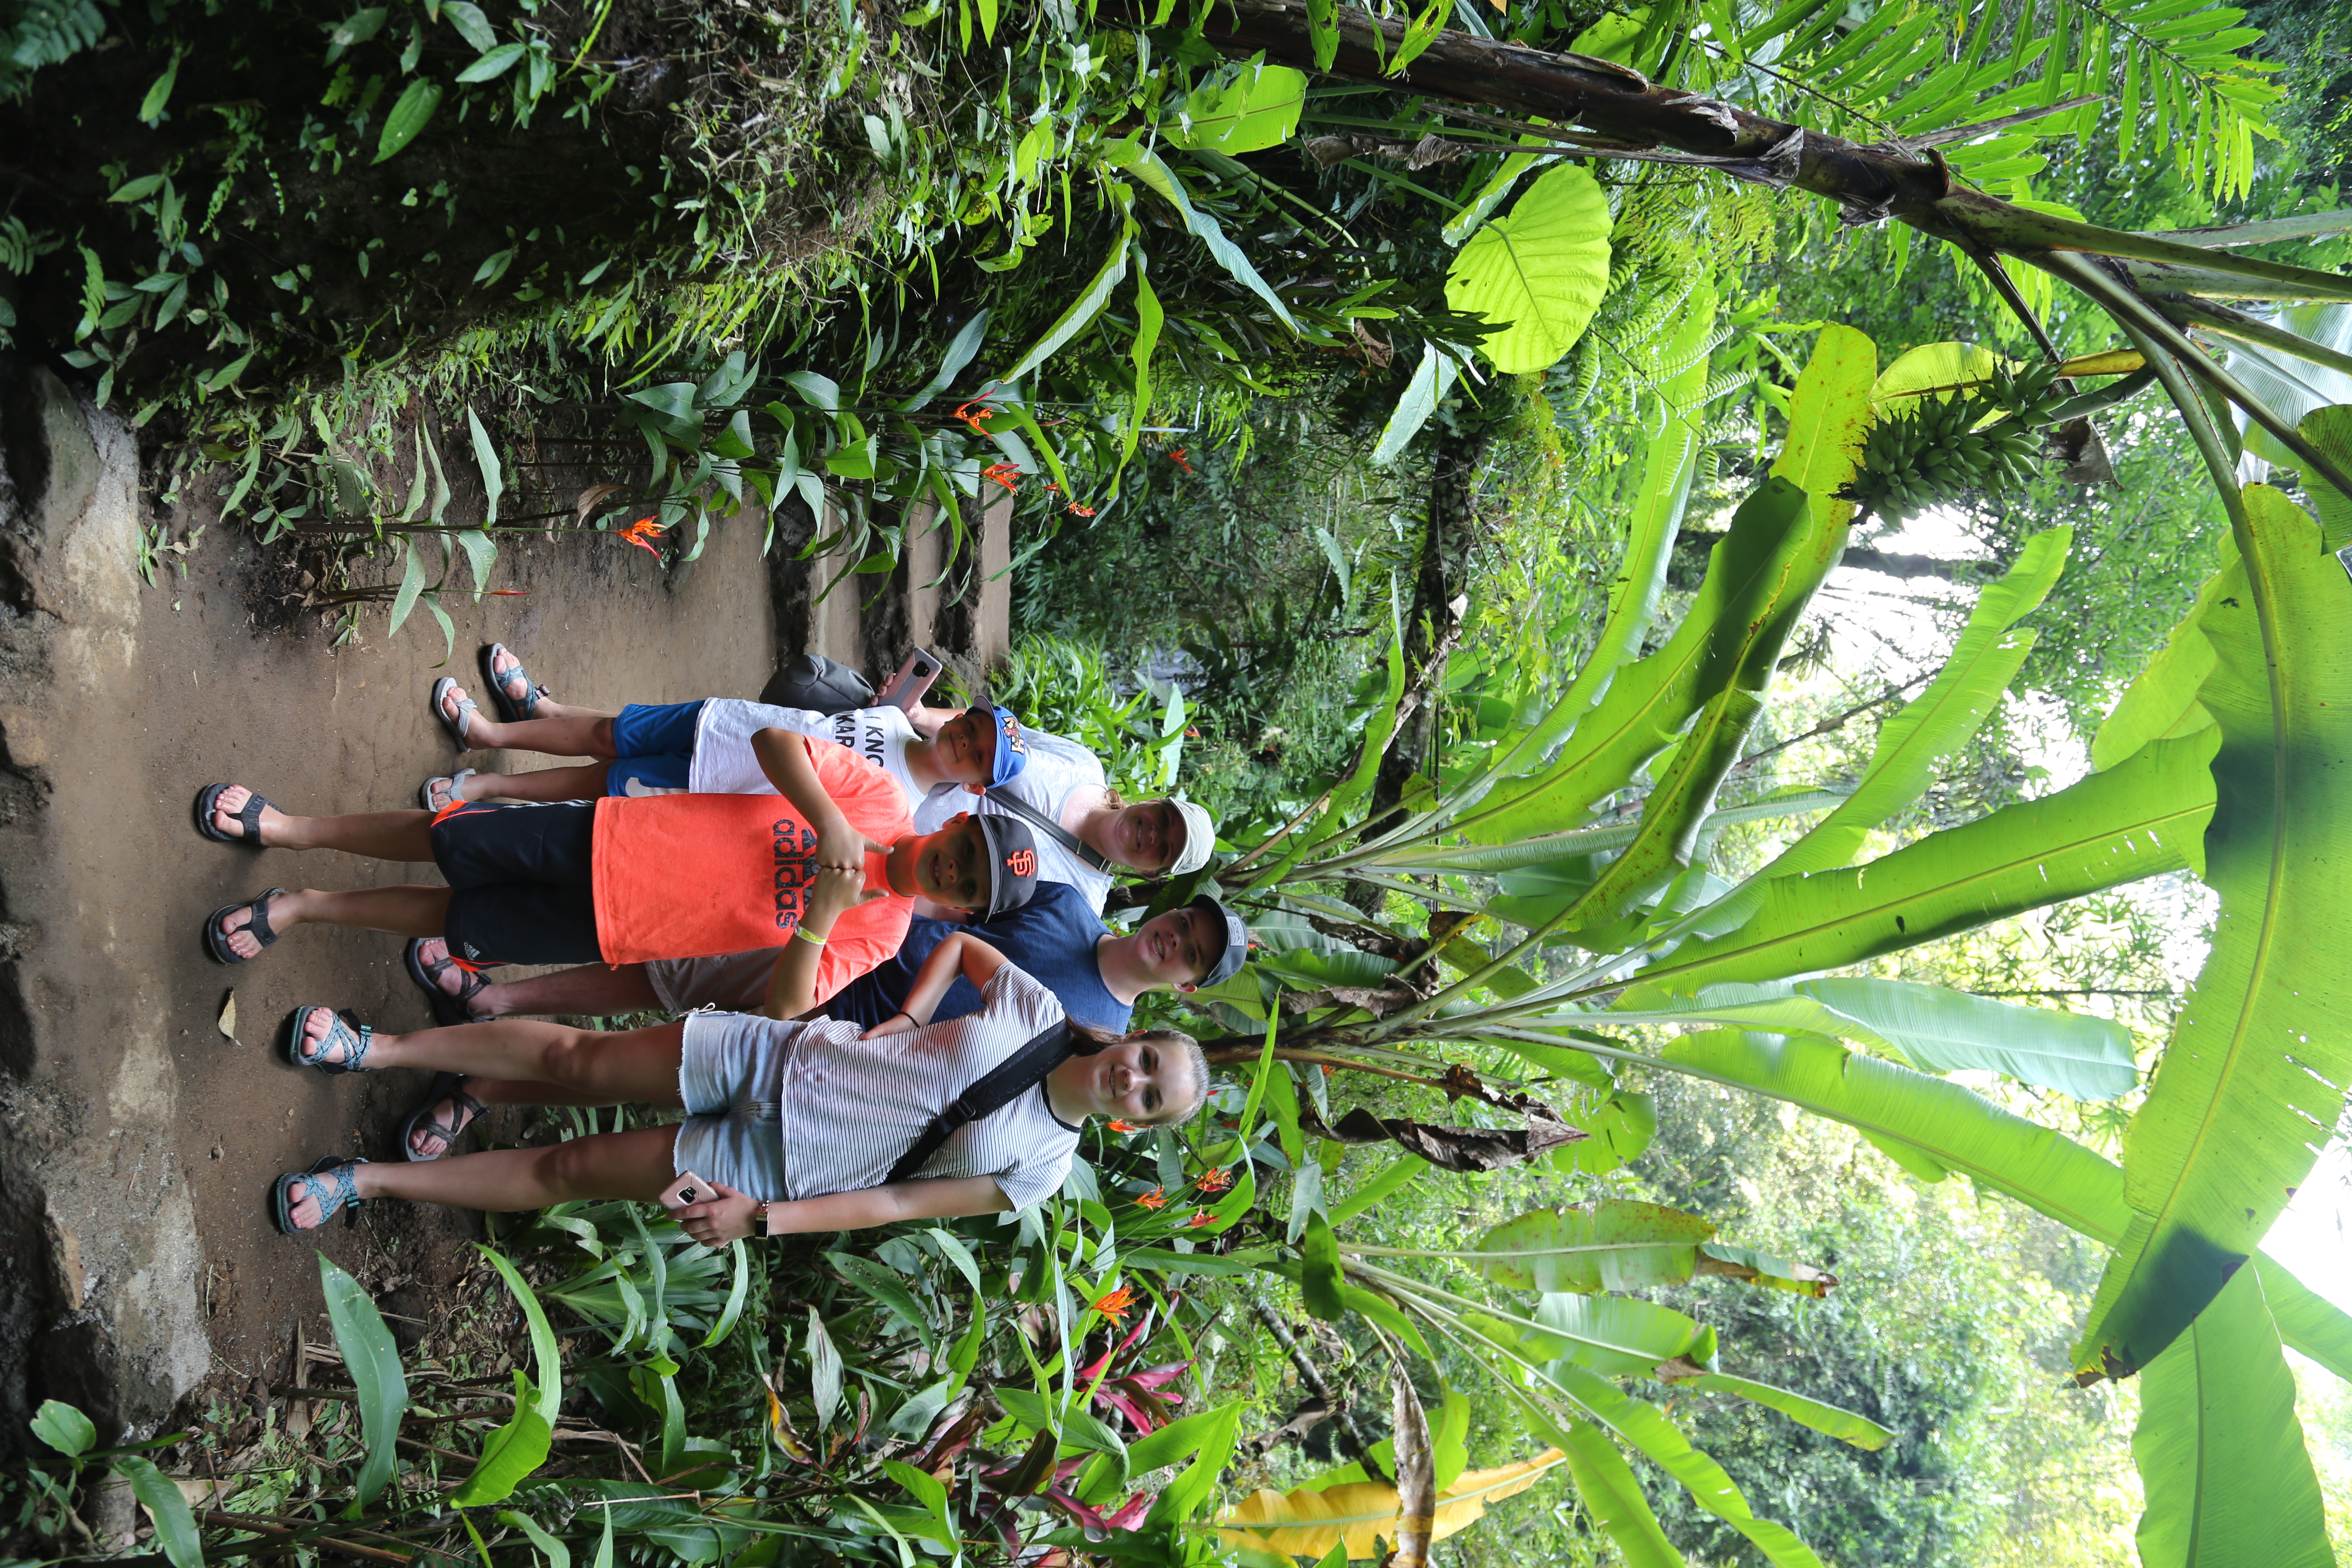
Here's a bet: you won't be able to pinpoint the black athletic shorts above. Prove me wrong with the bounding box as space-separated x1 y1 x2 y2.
430 801 602 965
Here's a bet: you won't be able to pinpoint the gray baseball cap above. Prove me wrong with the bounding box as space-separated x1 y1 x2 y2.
1190 894 1248 986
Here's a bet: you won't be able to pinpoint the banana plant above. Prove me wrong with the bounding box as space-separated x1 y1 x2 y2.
1153 318 2352 1562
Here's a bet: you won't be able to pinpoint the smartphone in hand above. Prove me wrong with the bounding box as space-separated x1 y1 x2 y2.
660 1171 711 1213
876 646 944 711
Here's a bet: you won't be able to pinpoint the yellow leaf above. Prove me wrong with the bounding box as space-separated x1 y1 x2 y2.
1216 1449 1566 1560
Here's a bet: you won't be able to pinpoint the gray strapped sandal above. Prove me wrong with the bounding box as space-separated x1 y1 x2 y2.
274 1155 368 1233
206 888 286 965
480 643 550 723
194 783 275 846
431 677 483 751
286 1006 374 1073
400 1072 488 1161
420 769 476 813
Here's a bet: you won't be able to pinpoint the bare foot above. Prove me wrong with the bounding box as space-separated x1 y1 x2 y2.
210 784 288 846
295 1007 372 1068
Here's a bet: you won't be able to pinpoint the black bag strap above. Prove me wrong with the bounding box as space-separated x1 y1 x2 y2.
886 1019 1096 1185
985 786 1112 874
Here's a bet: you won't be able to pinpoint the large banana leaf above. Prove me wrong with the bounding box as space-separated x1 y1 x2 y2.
1556 1418 1686 1568
1677 1372 1895 1451
1216 1450 1566 1559
1767 321 1875 537
1702 525 2069 936
2076 486 2352 1380
1455 476 1816 844
1790 977 2138 1100
2090 550 2234 771
1642 727 2220 993
2131 1265 2334 1568
1470 1291 1717 1378
1463 1200 1718 1292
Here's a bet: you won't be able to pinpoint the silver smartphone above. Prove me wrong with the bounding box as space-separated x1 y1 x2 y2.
660 1171 710 1213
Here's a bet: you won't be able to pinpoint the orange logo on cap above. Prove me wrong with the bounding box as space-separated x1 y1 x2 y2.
1005 848 1036 878
1000 712 1027 754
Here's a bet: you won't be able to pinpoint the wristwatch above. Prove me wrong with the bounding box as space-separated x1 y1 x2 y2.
754 1201 772 1238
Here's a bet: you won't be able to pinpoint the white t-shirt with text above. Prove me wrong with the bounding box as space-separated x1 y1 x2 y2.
913 726 1111 911
690 700 925 811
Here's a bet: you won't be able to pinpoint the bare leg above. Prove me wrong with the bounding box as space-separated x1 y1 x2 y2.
475 961 661 1018
207 785 434 859
453 763 612 805
219 885 450 960
282 1124 682 1226
299 1014 688 1103
436 678 619 757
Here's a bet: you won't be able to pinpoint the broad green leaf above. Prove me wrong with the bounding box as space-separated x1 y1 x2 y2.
827 1252 933 1352
374 79 442 163
2077 487 2352 1379
1658 1031 2135 1237
1545 1362 1823 1568
31 1399 96 1457
1467 1200 1717 1293
1146 1399 1247 1526
806 1305 842 1430
1715 526 2069 919
496 1510 572 1568
2262 1256 2352 1383
114 1457 202 1568
2092 553 2233 770
1460 476 1813 843
1369 340 1460 467
1554 1090 1656 1176
316 1252 409 1509
1329 1154 1428 1224
1644 727 2220 992
450 1372 553 1507
442 2 497 49
1870 340 2001 410
456 41 526 82
2132 1265 2333 1568
1430 1381 1470 1492
1557 1418 1685 1568
1792 976 2139 1100
1163 57 1307 154
467 407 503 527
998 232 1130 384
701 1240 750 1348
1108 145 1298 330
1529 1291 1717 1377
477 1244 563 1425
453 528 497 600
901 307 989 413
1475 277 1718 776
1445 164 1612 374
1121 257 1162 467
1683 1373 1895 1451
1443 149 1552 246
1768 321 1875 534
1300 1211 1345 1320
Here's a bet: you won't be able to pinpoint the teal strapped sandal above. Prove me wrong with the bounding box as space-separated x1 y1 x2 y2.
286 1006 374 1073
273 1155 368 1233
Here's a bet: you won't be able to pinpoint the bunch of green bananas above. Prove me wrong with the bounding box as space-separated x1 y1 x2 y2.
1848 360 2066 522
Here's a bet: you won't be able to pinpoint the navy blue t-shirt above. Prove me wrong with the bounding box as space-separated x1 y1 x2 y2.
826 881 1130 1033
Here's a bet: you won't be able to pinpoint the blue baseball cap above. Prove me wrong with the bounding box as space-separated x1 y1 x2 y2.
969 704 1031 788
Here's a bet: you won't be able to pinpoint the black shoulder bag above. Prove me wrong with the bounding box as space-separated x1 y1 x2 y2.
983 787 1112 874
885 1020 1100 1184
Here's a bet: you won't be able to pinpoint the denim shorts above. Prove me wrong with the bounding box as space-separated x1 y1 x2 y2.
671 1011 796 1201
606 700 706 797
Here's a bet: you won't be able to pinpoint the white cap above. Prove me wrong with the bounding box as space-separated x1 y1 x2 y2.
1170 798 1217 876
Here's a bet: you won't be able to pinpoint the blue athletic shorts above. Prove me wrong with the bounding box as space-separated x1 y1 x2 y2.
431 800 601 965
606 700 706 797
673 1012 796 1201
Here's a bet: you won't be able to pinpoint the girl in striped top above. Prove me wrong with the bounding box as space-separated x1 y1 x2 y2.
267 905 1210 1240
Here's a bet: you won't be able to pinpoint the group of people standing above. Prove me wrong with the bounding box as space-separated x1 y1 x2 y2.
193 643 1240 1245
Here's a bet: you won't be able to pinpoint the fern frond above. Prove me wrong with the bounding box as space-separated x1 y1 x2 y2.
1 0 111 99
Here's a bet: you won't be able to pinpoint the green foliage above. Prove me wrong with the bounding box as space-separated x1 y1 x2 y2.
1444 164 1614 374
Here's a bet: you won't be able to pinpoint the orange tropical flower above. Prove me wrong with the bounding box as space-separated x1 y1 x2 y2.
616 515 668 559
1196 1167 1234 1194
981 462 1022 493
951 400 995 436
1107 1119 1140 1133
1066 503 1096 517
1091 1285 1136 1323
1166 448 1192 474
1188 1213 1214 1229
1136 1187 1168 1210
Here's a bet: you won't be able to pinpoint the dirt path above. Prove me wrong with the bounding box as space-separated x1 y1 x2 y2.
0 371 775 1446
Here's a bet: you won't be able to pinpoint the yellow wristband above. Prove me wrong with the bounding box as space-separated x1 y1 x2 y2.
794 925 826 947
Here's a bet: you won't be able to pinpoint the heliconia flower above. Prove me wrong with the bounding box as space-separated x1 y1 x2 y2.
951 400 995 436
1044 480 1062 493
1195 1167 1234 1194
1090 1285 1136 1323
982 461 1022 492
1107 1119 1140 1133
1166 448 1192 473
1135 1187 1167 1209
1188 1213 1214 1228
616 515 668 558
1066 503 1096 516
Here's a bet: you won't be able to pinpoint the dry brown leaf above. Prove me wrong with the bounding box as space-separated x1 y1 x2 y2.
217 991 236 1040
573 483 630 527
